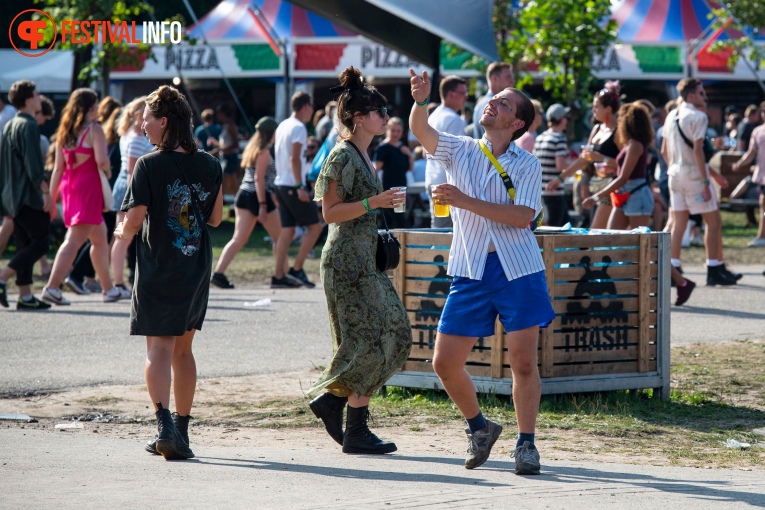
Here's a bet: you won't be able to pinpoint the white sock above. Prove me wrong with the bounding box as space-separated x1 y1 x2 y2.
671 259 682 268
707 259 720 267
20 294 34 302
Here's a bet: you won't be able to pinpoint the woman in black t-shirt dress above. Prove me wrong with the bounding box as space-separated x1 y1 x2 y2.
115 86 223 460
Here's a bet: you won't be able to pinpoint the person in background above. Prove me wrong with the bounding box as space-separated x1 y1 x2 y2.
217 103 240 196
43 88 129 305
426 75 468 228
114 85 223 461
722 105 738 137
534 103 570 226
516 99 543 153
546 82 622 229
66 102 124 295
473 62 515 139
737 104 761 152
582 102 654 229
110 96 153 293
307 66 410 455
193 108 222 157
315 101 337 143
211 117 294 289
731 100 765 247
273 91 322 288
374 116 413 228
0 80 51 310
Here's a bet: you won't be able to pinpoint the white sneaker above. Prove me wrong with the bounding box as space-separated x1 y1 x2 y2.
747 237 765 247
42 286 71 306
102 286 131 302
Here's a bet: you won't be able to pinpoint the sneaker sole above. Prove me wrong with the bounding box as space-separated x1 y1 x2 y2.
64 280 90 295
155 439 195 460
515 462 541 475
283 274 305 287
464 423 503 470
42 296 70 306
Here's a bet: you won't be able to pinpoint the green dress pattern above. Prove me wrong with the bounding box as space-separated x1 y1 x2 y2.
308 140 412 398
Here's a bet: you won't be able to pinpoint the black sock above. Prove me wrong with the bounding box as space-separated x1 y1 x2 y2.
466 411 487 433
517 432 535 448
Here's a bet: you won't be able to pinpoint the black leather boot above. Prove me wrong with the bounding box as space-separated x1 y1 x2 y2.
145 412 191 455
342 405 397 454
706 265 737 286
719 263 742 281
309 392 347 446
153 403 194 460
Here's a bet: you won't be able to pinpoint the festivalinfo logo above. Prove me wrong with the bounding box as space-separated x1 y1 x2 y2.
10 9 183 57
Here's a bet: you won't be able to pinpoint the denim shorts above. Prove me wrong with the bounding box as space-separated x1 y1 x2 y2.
112 173 128 212
620 179 655 217
438 253 555 337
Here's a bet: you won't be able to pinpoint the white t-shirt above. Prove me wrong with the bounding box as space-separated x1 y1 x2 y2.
425 105 467 189
664 103 707 178
274 116 307 186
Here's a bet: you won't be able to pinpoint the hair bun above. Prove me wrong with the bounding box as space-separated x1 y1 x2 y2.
338 66 364 91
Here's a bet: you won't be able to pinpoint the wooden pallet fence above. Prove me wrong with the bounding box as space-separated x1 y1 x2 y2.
387 230 671 399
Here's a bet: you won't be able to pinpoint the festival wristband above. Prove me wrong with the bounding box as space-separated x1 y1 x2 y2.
701 179 710 184
362 197 374 215
416 96 430 106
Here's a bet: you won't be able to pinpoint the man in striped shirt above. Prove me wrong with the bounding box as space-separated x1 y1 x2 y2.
409 69 555 475
533 104 570 226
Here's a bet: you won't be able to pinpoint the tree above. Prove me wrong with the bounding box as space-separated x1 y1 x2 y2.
710 1 765 71
501 1 618 128
33 0 158 97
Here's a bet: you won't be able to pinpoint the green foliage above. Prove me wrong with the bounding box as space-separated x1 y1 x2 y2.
500 1 618 113
31 0 187 94
710 1 765 71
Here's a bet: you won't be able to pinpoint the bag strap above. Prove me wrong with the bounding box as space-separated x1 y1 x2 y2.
675 117 695 149
346 140 392 233
170 152 206 233
479 140 515 201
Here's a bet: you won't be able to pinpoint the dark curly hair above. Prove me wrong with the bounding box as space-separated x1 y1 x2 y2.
616 102 654 149
145 85 197 154
332 66 386 138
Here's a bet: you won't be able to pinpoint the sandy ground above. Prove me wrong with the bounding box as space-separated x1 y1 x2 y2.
2 369 761 470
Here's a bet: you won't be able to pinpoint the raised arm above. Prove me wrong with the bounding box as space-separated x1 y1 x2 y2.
408 69 439 156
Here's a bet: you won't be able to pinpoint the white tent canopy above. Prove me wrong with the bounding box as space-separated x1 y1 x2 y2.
0 50 74 93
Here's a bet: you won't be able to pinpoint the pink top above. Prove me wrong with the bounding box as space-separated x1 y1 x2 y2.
59 124 104 227
516 131 536 153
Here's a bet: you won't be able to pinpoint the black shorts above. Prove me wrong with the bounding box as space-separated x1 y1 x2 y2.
221 153 240 175
234 188 276 216
274 185 320 227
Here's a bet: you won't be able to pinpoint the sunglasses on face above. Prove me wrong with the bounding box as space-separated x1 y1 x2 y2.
362 106 388 116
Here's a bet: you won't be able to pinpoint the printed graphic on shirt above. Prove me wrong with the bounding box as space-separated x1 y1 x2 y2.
166 179 209 256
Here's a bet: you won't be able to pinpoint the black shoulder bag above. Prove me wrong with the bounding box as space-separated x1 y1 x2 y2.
346 141 401 272
675 117 715 163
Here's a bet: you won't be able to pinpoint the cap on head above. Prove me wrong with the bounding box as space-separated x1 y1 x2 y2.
546 103 570 123
256 116 278 132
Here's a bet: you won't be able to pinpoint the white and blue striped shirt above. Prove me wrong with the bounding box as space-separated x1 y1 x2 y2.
433 132 545 281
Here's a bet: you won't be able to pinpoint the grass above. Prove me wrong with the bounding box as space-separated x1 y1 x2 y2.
194 340 765 469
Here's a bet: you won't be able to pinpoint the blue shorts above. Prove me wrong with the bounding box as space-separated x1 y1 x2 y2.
620 179 654 217
438 253 555 337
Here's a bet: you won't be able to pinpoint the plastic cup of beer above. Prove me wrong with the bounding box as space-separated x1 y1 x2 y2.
391 186 407 213
431 184 450 217
582 144 595 161
594 162 607 178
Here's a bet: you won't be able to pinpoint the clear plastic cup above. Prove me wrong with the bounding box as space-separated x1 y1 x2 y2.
391 186 407 213
430 184 450 217
582 144 595 161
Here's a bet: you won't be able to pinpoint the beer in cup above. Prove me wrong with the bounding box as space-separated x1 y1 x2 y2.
391 186 407 213
431 184 450 217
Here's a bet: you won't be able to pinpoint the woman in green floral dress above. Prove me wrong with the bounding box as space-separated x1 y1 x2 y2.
308 66 412 455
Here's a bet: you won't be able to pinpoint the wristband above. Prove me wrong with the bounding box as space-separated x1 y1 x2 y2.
362 197 374 215
294 183 303 189
701 179 710 184
415 96 430 106
259 202 267 205
592 194 600 202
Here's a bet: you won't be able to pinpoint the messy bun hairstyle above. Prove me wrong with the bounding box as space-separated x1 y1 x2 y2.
595 80 622 112
332 66 386 138
145 85 197 154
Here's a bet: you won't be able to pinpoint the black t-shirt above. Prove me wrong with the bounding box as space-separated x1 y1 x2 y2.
373 142 409 190
738 120 761 152
122 150 222 336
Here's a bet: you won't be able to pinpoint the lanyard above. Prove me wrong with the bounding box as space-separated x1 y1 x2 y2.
479 140 515 201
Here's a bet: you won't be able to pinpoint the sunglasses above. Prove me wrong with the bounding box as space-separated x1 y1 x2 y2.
362 106 388 116
307 145 318 150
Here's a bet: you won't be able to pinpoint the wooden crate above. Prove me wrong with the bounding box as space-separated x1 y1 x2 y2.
386 230 671 399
